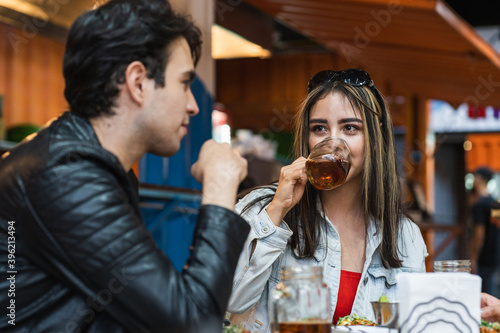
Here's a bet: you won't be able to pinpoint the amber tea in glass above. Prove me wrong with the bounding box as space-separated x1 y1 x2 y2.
272 267 330 333
306 137 351 190
278 322 331 333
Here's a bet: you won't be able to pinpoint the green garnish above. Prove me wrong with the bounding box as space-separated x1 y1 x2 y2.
481 320 494 328
223 324 245 333
338 314 362 323
379 295 390 302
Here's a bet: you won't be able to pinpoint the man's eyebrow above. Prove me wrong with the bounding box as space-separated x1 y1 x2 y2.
183 70 195 83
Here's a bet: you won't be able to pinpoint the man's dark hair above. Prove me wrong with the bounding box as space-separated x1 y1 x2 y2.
63 0 202 118
475 166 494 182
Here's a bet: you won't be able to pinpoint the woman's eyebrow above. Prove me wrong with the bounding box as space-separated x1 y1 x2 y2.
309 118 328 124
339 118 362 124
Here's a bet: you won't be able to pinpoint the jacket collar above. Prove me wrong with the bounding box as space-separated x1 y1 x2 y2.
53 111 141 213
52 111 102 146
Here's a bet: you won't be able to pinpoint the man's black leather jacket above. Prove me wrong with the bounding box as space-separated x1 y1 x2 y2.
0 112 250 332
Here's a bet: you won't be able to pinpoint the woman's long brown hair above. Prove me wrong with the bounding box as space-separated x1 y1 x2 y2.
240 78 404 268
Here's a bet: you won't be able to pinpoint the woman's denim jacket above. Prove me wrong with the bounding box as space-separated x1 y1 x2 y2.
227 188 428 333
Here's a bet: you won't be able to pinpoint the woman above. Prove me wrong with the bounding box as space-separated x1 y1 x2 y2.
226 69 427 332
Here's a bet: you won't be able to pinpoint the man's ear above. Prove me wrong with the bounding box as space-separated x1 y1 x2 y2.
124 61 148 105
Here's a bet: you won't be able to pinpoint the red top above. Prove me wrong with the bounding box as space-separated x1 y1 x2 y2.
332 270 362 325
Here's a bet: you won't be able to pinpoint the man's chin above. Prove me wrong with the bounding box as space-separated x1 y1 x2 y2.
149 144 180 158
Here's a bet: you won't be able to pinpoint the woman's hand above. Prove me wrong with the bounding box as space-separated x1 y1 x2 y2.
481 292 500 322
266 157 308 226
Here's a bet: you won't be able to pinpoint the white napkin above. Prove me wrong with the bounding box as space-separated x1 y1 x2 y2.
397 272 481 333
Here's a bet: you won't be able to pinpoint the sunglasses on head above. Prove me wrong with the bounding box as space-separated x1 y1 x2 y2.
308 68 374 93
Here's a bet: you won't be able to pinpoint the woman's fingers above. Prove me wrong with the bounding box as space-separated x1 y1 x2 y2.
267 157 308 225
279 157 307 183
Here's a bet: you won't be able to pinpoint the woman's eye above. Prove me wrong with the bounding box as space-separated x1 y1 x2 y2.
344 124 359 132
311 125 326 132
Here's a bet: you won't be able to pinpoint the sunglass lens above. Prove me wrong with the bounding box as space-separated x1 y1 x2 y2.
308 70 335 92
341 69 372 86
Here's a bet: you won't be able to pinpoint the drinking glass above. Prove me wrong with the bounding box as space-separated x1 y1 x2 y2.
305 137 351 190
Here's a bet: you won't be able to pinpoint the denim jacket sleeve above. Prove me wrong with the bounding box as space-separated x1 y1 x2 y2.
227 188 293 314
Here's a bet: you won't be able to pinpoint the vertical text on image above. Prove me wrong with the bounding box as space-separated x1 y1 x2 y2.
6 220 16 326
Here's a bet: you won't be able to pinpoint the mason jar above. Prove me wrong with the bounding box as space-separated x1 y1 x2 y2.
434 260 471 272
271 266 331 333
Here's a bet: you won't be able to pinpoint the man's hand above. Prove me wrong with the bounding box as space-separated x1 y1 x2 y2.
191 140 247 211
266 157 308 226
481 292 500 322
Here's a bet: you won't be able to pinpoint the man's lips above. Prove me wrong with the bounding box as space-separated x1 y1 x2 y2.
181 124 189 134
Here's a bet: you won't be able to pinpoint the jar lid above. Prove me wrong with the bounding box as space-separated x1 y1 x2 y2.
433 260 471 272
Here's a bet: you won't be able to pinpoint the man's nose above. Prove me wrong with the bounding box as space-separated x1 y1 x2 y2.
187 89 199 116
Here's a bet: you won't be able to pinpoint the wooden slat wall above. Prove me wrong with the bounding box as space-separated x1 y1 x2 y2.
0 22 66 129
216 52 408 131
0 24 6 106
216 52 338 131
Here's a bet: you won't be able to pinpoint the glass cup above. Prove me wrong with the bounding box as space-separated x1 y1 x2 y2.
305 137 351 190
433 260 471 273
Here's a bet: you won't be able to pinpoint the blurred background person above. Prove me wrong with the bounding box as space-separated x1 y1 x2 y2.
471 166 500 297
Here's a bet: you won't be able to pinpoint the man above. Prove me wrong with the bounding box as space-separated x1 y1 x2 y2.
0 0 249 332
471 166 499 296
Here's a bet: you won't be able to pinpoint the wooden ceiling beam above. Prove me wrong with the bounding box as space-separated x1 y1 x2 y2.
243 0 500 108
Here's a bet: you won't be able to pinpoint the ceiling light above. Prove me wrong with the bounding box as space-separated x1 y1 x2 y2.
0 0 47 20
212 24 271 60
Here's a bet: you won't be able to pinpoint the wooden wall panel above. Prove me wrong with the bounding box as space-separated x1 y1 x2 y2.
47 37 67 121
0 22 66 129
28 36 44 125
216 59 242 102
269 57 283 103
283 56 301 101
8 27 29 125
243 59 271 102
0 24 6 98
466 133 500 172
216 52 411 144
216 52 337 130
